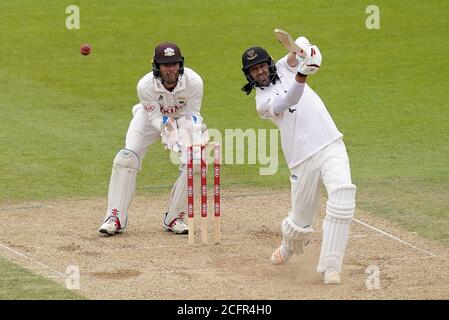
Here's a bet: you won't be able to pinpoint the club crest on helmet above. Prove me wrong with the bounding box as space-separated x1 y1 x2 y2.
246 49 258 60
152 42 185 80
164 47 176 57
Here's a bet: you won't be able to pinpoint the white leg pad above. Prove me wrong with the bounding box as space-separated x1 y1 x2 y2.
165 162 202 225
317 184 356 273
166 165 188 224
281 216 314 254
104 149 140 229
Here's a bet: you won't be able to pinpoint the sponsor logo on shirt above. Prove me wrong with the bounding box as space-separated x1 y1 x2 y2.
143 104 156 112
157 95 184 114
160 105 183 115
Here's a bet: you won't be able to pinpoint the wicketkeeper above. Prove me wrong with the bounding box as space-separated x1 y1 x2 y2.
241 36 357 284
99 42 208 236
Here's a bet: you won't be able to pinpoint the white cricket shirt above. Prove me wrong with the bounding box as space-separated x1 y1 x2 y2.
255 55 343 169
137 67 203 125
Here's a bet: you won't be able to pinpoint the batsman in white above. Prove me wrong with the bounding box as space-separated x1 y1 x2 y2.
241 37 357 284
99 42 208 236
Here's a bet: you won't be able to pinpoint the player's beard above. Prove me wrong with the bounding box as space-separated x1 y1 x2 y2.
161 71 179 85
254 71 270 87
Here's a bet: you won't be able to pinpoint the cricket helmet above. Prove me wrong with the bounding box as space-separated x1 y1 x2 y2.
241 47 279 94
152 42 185 78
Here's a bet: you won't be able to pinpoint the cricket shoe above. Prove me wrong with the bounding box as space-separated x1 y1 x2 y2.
163 212 189 234
99 216 122 235
322 268 341 285
270 245 293 265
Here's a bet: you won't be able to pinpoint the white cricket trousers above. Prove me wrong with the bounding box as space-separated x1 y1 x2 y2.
289 138 352 228
125 104 161 162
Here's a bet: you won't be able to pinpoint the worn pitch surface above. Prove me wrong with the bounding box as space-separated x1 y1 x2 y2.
0 188 448 299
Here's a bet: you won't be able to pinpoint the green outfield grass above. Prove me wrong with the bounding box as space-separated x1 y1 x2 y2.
1 0 448 298
0 256 84 299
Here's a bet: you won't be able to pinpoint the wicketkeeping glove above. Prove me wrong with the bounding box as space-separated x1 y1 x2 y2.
160 116 181 153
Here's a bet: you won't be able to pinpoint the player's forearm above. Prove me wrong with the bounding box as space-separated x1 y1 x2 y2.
272 81 305 115
287 52 298 67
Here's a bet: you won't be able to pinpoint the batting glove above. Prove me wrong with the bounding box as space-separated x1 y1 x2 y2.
295 36 310 48
294 36 311 59
296 44 322 75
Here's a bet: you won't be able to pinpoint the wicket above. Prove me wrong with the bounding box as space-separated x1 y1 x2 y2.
187 143 221 245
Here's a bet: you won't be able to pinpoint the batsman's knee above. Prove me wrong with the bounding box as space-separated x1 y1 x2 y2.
326 184 356 220
113 149 140 171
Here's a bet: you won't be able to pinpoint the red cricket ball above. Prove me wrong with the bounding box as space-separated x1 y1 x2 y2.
80 44 91 56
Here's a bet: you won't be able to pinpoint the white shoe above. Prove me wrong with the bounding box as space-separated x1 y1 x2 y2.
99 216 121 235
163 213 189 234
322 268 341 284
270 245 293 265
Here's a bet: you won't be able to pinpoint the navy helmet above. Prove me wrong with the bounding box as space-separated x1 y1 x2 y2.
241 47 279 94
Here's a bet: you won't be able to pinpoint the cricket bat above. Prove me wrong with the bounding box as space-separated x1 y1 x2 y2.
273 28 307 59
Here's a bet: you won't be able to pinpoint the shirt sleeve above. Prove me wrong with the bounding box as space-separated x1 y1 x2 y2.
276 55 297 74
136 82 164 132
137 82 158 109
185 79 203 116
272 82 305 115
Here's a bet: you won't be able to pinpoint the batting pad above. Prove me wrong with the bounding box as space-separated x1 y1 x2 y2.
317 184 357 273
104 149 140 229
281 216 314 254
166 162 202 224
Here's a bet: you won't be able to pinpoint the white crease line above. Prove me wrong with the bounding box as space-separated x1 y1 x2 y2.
352 218 436 257
221 192 280 199
0 242 66 278
388 254 446 262
348 234 383 239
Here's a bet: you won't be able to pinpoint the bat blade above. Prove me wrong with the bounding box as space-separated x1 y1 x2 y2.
273 28 307 59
